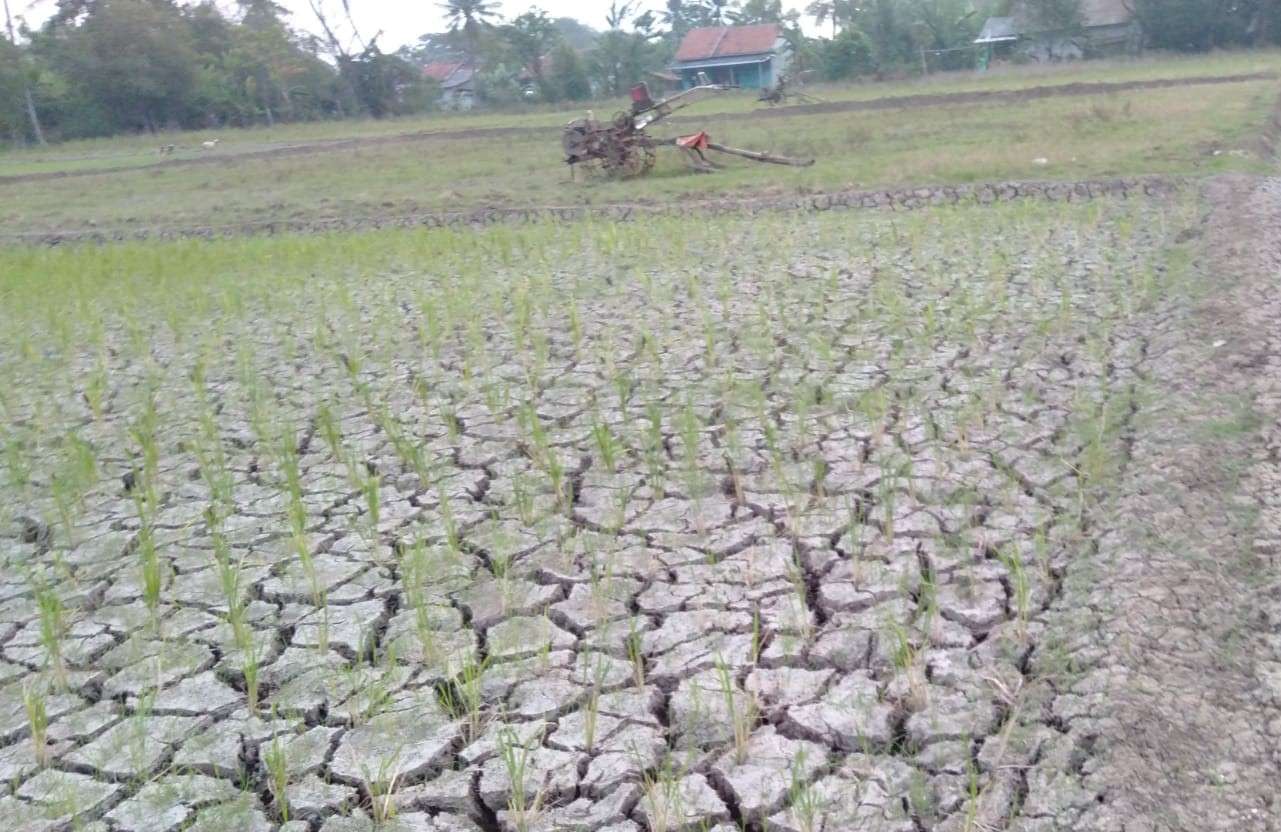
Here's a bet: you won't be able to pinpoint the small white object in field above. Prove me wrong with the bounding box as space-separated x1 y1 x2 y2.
201 139 220 149
1032 157 1049 166
1212 339 1227 348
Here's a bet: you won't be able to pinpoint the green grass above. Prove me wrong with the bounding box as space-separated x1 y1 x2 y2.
0 72 1273 238
2 47 1277 178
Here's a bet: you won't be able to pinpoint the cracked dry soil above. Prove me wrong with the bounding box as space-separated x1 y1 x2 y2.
0 177 1278 832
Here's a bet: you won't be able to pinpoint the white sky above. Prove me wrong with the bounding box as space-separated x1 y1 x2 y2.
17 0 815 52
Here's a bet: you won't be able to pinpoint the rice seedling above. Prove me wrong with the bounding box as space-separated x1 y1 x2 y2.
32 580 67 688
714 655 756 765
243 644 262 715
437 658 489 741
262 733 290 822
361 751 403 825
639 755 684 832
497 725 546 832
626 620 646 690
786 749 824 832
22 680 49 767
999 544 1032 641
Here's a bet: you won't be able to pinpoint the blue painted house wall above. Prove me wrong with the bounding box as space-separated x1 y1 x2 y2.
677 58 773 90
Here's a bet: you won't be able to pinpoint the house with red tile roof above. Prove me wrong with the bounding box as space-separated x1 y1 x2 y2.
671 23 790 90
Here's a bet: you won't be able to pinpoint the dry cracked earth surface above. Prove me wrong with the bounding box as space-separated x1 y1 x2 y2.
0 177 1279 832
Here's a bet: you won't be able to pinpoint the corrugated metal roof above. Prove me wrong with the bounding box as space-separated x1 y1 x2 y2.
1081 0 1132 27
976 0 1135 41
975 16 1020 43
675 24 781 63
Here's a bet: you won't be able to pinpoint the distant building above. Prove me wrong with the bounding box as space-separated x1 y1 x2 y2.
422 61 476 110
671 24 790 90
975 0 1141 63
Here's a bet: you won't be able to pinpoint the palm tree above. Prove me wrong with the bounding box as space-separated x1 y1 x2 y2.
438 0 501 61
806 0 837 37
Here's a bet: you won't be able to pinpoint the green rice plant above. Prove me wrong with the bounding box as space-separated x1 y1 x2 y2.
579 653 612 753
361 468 381 540
83 357 109 420
22 680 49 767
676 399 704 499
786 748 823 832
999 545 1031 641
399 540 439 668
639 754 684 832
211 522 250 649
129 387 161 489
787 564 815 643
590 415 619 474
128 688 156 779
497 725 546 832
136 524 164 631
961 758 982 832
749 606 763 664
714 655 756 765
886 620 928 711
278 432 307 539
2 434 31 491
33 580 68 688
642 401 665 488
437 658 489 741
243 643 262 715
1033 526 1053 582
361 751 403 825
626 619 646 690
262 733 290 822
50 430 97 547
518 404 567 512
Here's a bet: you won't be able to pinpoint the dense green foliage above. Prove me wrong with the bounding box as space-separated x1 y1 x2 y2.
1133 0 1280 52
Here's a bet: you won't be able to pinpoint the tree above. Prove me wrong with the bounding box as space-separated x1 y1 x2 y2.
591 1 659 97
438 0 501 60
49 0 201 133
806 0 844 37
1024 0 1083 32
547 41 590 100
847 0 917 71
1130 0 1253 51
731 0 797 26
659 0 716 38
503 9 561 93
818 25 874 79
2 0 46 143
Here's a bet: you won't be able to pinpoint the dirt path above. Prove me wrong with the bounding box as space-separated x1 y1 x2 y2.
1012 174 1281 830
0 71 1271 187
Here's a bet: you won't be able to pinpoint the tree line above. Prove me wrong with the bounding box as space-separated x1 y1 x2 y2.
2 0 1278 146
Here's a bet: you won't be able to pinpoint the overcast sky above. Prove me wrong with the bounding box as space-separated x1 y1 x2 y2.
16 0 815 52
